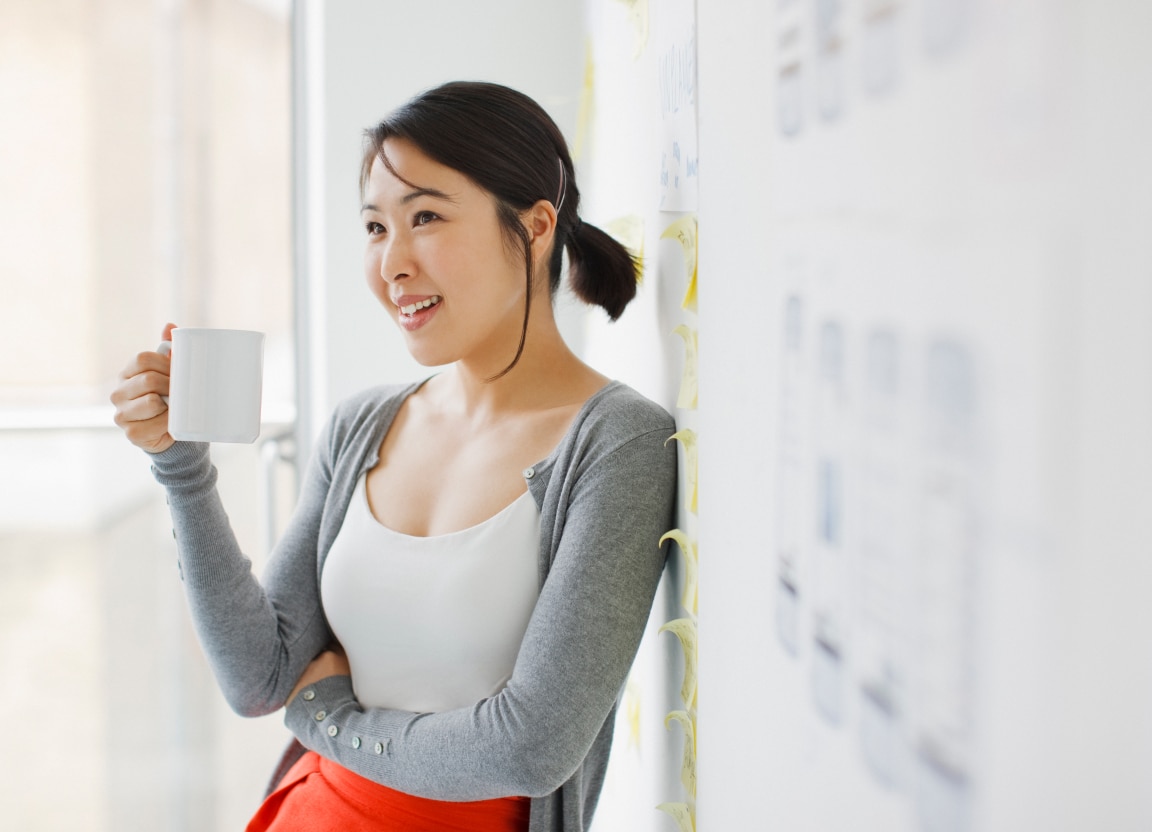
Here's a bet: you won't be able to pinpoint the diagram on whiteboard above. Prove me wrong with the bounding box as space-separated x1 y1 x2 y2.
770 289 983 832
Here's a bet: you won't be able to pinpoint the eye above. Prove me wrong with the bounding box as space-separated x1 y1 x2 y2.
365 221 385 236
414 210 439 227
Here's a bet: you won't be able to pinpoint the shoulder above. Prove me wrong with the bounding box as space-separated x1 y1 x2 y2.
577 381 676 446
543 381 678 513
548 381 676 483
330 383 417 425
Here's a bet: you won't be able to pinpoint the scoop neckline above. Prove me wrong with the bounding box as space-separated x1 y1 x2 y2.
354 472 537 541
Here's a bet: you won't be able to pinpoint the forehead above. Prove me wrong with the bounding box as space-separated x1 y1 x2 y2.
364 138 473 201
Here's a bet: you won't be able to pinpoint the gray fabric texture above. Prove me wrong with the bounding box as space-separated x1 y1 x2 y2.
149 379 677 832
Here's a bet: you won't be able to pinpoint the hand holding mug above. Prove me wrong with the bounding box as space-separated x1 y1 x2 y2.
111 323 265 452
111 323 177 454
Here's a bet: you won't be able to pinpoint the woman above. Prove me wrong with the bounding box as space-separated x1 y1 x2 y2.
111 81 677 832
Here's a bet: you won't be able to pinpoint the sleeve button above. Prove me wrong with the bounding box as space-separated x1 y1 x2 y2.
352 737 361 749
374 742 384 755
327 725 338 737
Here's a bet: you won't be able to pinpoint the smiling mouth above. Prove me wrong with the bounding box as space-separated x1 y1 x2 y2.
399 296 442 316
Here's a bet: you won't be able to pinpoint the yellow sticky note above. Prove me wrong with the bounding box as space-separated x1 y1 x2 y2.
624 675 642 751
656 802 696 832
664 710 698 798
573 39 595 161
665 428 698 514
660 529 698 616
659 618 698 709
615 0 650 58
604 214 646 283
671 324 698 409
660 216 698 312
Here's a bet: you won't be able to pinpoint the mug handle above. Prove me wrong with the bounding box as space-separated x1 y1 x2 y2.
157 340 172 405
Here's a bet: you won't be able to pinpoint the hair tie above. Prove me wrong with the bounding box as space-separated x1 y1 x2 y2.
554 159 568 215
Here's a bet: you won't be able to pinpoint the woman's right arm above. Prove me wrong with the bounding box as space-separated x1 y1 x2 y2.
111 333 336 716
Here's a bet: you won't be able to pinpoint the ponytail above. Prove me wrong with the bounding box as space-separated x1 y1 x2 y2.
562 220 640 321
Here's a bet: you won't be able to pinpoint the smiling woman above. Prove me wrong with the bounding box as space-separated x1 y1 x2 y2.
109 81 678 832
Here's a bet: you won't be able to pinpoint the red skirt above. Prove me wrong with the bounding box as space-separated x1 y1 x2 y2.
246 751 530 832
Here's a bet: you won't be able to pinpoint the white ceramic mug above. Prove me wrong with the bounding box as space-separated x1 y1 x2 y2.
157 328 265 443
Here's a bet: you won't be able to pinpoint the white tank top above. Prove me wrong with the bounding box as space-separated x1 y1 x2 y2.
321 473 542 712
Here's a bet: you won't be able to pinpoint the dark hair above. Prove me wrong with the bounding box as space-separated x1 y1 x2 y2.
361 81 639 378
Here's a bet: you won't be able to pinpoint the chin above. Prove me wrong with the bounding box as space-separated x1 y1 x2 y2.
403 343 457 368
411 356 454 369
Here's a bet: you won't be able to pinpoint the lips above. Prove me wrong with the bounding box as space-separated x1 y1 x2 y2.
392 294 443 333
395 295 442 317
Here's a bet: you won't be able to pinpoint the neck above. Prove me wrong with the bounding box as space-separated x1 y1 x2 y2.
438 307 593 421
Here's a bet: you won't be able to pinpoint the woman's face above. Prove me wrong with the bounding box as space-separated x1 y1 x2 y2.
361 139 531 370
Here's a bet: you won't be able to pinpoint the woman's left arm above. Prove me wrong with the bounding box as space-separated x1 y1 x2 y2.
284 422 677 800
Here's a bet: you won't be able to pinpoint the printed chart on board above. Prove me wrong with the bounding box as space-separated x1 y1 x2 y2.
763 1 1057 830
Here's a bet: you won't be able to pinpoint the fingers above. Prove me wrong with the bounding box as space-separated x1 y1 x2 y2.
160 322 177 343
116 348 171 383
110 330 177 454
110 375 169 438
111 364 170 405
111 380 169 423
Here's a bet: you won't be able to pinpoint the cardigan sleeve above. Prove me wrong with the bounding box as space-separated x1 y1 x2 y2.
282 417 678 800
149 417 339 717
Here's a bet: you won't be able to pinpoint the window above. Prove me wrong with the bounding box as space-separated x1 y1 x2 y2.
1 1 295 827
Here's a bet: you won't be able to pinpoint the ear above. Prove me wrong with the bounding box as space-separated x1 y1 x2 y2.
524 199 558 266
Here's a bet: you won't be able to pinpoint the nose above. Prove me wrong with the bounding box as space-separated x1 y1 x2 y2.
378 230 415 284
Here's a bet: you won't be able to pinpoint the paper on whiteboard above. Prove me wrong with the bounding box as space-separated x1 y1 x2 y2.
656 0 698 211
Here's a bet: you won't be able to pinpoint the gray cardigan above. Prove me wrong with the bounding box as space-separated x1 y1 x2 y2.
150 379 678 831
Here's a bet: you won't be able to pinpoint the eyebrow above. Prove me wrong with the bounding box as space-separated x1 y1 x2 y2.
361 187 458 213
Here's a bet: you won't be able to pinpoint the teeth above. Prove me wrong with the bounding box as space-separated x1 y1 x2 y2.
400 296 441 316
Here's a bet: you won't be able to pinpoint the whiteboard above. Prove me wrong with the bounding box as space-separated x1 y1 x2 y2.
694 1 1152 831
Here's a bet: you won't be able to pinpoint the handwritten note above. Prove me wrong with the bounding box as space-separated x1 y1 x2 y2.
660 216 698 311
655 0 698 209
672 324 698 409
660 529 699 616
657 801 696 832
660 618 698 709
605 214 646 283
664 709 698 798
666 428 698 514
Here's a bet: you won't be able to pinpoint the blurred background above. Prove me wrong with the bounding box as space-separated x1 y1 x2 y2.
0 0 296 829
